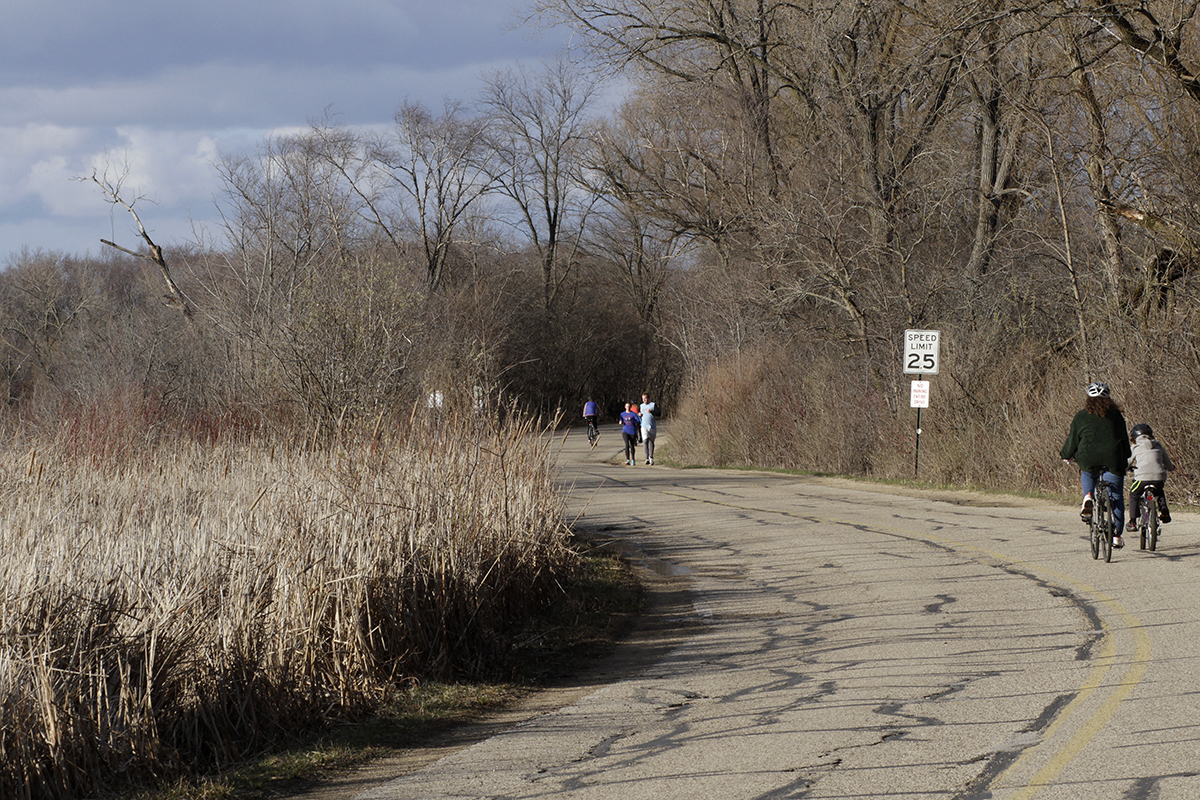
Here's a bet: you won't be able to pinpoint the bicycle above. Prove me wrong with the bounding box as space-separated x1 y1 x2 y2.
1085 467 1119 563
586 418 599 448
1135 484 1159 552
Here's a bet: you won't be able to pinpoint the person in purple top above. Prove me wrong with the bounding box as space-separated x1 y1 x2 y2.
619 401 641 466
583 398 600 446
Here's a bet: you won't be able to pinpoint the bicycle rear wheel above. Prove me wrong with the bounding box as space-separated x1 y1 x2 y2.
1090 509 1101 559
1146 492 1159 551
1099 492 1114 562
1139 492 1149 550
1139 492 1148 550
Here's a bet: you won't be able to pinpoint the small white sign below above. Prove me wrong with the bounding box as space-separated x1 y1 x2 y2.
910 380 930 409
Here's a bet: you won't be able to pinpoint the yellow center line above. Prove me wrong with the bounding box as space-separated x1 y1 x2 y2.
644 486 1153 798
1002 591 1151 798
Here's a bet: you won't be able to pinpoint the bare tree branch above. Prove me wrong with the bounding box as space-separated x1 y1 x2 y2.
89 170 193 318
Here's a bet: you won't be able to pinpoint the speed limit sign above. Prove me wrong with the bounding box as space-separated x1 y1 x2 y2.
903 330 940 375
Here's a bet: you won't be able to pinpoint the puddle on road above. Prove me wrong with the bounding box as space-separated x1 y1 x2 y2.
592 528 693 578
643 557 692 577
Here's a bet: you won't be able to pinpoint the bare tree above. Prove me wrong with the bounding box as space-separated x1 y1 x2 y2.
479 58 602 311
0 250 96 395
88 169 193 317
210 127 425 431
589 87 762 268
1051 20 1129 302
583 181 684 325
1085 0 1200 104
959 4 1040 277
214 132 362 324
535 0 796 188
366 101 497 293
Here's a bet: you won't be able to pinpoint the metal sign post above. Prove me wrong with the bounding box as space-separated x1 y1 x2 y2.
910 378 930 475
904 331 939 477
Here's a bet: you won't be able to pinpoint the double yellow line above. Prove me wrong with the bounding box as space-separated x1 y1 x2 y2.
640 484 1151 798
991 569 1151 797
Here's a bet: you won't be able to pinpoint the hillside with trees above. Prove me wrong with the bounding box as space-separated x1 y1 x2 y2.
6 3 1200 494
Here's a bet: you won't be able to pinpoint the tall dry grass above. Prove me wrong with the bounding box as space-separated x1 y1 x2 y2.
0 406 573 799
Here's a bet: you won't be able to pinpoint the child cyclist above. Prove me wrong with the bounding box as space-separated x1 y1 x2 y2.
1126 423 1176 533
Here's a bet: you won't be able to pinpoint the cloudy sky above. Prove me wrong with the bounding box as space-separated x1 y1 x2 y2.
0 0 574 261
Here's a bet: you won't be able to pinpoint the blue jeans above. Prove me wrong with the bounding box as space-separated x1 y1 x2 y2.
1081 469 1125 531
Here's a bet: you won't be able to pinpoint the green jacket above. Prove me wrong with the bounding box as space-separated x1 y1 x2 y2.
1060 408 1131 475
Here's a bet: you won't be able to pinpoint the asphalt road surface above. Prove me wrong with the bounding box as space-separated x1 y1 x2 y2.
348 424 1200 800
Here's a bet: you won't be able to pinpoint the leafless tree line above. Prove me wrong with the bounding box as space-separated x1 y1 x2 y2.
7 2 1200 492
0 57 682 439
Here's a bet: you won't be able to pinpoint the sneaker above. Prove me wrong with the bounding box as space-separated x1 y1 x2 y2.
1081 494 1093 514
648 457 654 465
1113 535 1125 549
645 459 651 464
1126 521 1138 533
1160 510 1172 523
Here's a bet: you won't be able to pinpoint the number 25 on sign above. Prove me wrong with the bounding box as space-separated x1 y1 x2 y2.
903 329 940 375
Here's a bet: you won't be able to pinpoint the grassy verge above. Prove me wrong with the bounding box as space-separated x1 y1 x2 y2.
129 538 643 800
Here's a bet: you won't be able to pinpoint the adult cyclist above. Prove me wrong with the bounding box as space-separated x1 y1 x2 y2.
1060 381 1132 547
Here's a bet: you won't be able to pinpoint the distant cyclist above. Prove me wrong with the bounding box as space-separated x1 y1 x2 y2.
583 398 599 429
1126 423 1175 533
1060 381 1131 547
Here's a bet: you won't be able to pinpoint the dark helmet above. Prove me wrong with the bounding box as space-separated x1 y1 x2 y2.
1131 423 1153 440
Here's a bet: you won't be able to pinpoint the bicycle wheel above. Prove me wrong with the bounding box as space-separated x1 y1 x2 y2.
1098 491 1113 562
1138 491 1149 550
1146 492 1159 552
1090 505 1100 559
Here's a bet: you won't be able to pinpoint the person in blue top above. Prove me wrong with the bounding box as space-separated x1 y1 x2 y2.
619 401 641 466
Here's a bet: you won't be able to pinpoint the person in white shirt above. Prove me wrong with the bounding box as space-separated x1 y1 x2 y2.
640 393 657 465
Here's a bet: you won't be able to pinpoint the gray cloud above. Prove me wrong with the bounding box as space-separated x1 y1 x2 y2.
0 0 573 258
0 1 543 83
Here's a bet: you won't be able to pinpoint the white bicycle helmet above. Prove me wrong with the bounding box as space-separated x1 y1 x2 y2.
1086 382 1111 398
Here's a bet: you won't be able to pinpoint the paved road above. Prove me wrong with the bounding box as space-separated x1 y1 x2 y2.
356 424 1200 799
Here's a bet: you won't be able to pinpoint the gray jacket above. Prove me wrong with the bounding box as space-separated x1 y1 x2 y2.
1128 435 1176 482
640 403 656 433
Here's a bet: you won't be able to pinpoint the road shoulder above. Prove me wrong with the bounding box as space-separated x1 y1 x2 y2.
282 536 697 800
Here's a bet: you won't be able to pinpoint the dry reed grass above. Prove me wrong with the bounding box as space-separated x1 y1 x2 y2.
669 336 1200 503
0 407 573 799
